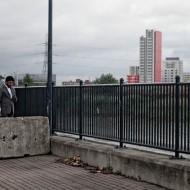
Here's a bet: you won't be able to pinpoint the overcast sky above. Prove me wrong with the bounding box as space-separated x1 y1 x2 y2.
1 0 190 85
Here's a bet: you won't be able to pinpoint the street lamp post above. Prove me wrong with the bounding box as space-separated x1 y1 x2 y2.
47 0 53 134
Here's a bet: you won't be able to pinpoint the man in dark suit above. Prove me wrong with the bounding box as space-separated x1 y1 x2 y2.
0 76 17 117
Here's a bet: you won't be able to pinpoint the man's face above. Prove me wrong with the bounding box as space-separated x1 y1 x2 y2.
6 80 14 88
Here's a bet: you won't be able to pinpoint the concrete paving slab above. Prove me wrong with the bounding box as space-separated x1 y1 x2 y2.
0 155 167 190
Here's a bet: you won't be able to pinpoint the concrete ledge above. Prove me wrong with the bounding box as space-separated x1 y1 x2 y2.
51 136 190 190
0 117 50 158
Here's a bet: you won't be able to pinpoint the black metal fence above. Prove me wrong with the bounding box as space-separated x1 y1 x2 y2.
15 86 47 117
14 77 190 157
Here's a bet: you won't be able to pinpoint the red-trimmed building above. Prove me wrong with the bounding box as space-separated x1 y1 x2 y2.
127 75 139 83
139 30 162 83
127 66 139 83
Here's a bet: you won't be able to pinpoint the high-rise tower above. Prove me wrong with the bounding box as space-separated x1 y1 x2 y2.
139 30 162 83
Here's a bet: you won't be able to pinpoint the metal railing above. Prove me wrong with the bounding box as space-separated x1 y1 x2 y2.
14 77 190 157
14 85 47 117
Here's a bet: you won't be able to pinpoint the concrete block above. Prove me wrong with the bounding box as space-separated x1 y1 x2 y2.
0 117 50 158
51 136 190 190
51 136 111 167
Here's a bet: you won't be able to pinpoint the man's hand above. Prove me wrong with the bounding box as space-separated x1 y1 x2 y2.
12 95 17 102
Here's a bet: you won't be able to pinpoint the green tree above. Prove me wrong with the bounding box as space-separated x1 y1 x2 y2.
23 74 34 86
0 75 4 80
93 73 118 84
0 75 4 85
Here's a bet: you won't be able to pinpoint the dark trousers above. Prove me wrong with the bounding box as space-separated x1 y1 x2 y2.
1 113 13 117
1 109 13 117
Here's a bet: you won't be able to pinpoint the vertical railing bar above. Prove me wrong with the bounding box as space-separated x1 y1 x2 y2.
157 85 160 147
175 76 180 158
188 85 190 151
62 88 65 132
52 87 55 131
64 87 67 132
88 87 90 136
103 86 106 138
153 86 156 146
79 80 83 140
163 85 166 148
132 85 134 142
115 86 117 140
184 85 187 151
170 85 172 149
123 86 125 142
160 85 163 148
70 87 73 132
119 78 124 148
134 85 136 143
91 87 93 136
148 85 151 145
140 85 143 144
55 87 58 131
151 85 154 146
142 85 144 144
101 87 104 138
136 85 138 143
104 86 107 138
74 87 77 133
123 86 126 142
110 87 113 139
166 85 169 149
95 86 98 137
24 83 28 116
130 86 132 142
135 85 138 143
117 86 119 141
146 85 148 145
180 85 183 151
137 86 140 143
169 85 171 149
110 86 114 140
66 88 68 132
172 85 175 150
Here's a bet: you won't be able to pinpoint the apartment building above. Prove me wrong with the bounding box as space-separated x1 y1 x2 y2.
139 29 162 83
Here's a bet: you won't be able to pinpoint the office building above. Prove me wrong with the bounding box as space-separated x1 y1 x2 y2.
183 72 190 82
162 57 183 83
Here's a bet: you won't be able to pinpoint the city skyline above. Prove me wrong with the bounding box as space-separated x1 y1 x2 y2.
1 0 190 85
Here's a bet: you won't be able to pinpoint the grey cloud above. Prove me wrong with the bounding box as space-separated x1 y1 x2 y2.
1 0 190 85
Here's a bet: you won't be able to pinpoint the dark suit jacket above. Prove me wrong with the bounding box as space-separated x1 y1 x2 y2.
0 85 17 116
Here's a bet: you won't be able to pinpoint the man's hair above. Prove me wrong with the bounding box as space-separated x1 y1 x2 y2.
5 76 15 82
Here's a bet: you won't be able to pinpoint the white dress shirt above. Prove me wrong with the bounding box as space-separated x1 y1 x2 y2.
5 85 13 98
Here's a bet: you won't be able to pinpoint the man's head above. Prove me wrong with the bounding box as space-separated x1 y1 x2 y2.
5 76 15 87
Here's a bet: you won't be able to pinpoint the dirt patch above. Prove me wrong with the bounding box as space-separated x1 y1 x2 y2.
55 156 113 174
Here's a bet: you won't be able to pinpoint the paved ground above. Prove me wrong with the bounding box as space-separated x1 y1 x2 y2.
0 155 168 190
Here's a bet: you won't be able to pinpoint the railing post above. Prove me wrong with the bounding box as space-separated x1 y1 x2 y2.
24 83 28 116
175 76 180 158
79 80 83 140
51 82 54 134
120 78 124 148
47 0 53 135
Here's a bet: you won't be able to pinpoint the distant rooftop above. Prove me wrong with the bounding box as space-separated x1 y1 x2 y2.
166 57 180 61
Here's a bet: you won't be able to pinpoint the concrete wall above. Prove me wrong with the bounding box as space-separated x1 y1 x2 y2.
0 117 50 158
51 136 190 190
